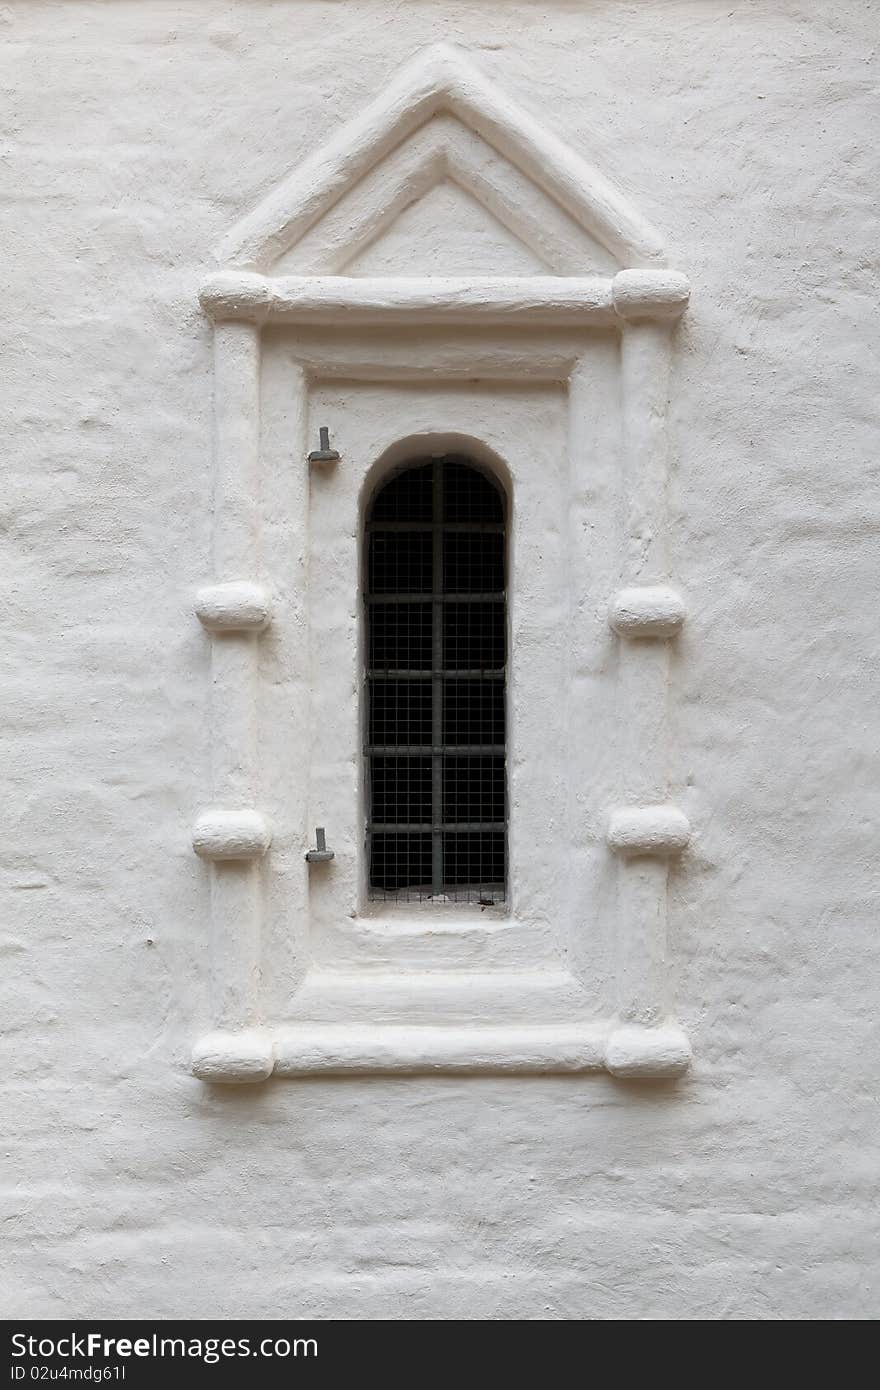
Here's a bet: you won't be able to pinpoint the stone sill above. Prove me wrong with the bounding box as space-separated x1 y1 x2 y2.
192 1020 692 1083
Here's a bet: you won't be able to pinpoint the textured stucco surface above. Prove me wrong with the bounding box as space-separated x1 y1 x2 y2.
2 0 879 1319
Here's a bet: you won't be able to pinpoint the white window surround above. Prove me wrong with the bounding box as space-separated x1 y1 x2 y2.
191 44 693 1083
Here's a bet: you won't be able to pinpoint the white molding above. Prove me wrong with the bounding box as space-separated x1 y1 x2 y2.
189 1018 692 1080
199 270 690 327
607 806 691 857
609 585 686 638
195 581 272 633
265 332 584 382
196 322 268 1034
273 1024 608 1075
216 44 667 271
610 319 688 1031
285 968 597 1022
612 269 691 320
280 115 614 276
192 808 272 861
605 1023 692 1078
192 1030 275 1084
199 272 615 324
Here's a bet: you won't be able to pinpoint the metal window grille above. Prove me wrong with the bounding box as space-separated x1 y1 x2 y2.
365 455 507 903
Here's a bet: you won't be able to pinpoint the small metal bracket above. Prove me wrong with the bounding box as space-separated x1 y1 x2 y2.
305 827 335 863
307 427 340 464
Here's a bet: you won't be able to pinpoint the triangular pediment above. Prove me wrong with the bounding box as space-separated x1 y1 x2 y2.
274 114 619 277
216 45 668 275
341 180 549 277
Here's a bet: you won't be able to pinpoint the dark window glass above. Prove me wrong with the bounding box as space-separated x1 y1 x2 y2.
365 456 507 903
369 680 433 746
368 602 432 671
443 681 505 745
370 756 433 825
443 602 506 671
369 531 433 594
443 531 505 593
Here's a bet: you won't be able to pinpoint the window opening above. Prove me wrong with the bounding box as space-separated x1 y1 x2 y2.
365 455 507 903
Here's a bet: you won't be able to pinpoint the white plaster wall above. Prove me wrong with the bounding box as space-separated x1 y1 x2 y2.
2 1 878 1319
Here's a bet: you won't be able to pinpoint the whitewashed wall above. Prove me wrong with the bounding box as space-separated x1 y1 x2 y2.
2 1 878 1319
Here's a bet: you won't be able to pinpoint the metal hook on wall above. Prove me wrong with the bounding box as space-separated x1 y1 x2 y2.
306 827 335 863
308 427 340 464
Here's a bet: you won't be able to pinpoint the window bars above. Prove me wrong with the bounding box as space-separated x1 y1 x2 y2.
365 456 507 903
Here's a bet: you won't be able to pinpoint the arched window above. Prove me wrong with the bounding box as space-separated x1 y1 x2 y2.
365 455 507 903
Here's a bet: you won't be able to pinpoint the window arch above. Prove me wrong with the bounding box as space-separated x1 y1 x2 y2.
365 454 507 903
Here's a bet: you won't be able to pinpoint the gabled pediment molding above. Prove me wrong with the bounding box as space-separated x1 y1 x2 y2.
216 44 668 273
275 114 617 276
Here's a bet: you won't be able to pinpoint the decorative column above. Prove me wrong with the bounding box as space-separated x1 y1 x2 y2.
605 270 693 1077
191 318 275 1083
